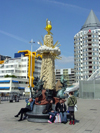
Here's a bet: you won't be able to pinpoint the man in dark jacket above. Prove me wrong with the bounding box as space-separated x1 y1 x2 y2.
15 98 35 121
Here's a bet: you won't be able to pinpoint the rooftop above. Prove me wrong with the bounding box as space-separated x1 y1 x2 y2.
80 10 100 31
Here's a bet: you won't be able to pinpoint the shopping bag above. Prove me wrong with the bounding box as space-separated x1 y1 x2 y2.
49 115 52 118
54 113 61 123
74 104 78 112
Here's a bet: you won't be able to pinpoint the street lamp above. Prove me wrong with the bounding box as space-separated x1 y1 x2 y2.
29 39 35 97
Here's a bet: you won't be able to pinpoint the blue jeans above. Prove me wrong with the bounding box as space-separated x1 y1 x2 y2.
48 111 57 122
60 112 67 123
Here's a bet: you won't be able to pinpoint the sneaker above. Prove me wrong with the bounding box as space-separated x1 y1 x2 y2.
48 120 52 124
18 119 22 121
63 122 67 124
15 115 18 117
23 117 26 120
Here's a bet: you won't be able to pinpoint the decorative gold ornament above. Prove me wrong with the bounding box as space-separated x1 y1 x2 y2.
44 18 53 35
37 19 62 60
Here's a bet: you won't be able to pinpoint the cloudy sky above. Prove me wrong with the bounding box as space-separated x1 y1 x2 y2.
0 0 100 68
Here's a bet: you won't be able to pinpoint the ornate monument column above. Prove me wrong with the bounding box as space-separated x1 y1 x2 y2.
27 19 63 123
36 19 61 90
40 35 55 90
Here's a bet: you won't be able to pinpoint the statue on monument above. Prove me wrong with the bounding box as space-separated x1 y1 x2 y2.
56 75 67 99
32 19 66 104
33 77 44 99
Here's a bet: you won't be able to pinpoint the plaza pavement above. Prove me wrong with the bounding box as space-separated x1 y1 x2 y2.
0 98 100 133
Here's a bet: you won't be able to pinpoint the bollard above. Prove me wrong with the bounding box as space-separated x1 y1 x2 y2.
15 96 19 102
0 97 1 104
9 95 13 103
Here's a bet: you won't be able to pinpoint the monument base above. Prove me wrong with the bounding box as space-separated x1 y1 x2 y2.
26 104 55 123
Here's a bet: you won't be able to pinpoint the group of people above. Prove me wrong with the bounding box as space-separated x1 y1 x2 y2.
46 98 67 124
45 91 77 125
14 91 77 125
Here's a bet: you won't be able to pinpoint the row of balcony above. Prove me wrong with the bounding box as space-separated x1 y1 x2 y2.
74 58 100 63
74 44 99 49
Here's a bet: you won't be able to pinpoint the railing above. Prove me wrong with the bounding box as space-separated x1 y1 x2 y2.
0 96 29 101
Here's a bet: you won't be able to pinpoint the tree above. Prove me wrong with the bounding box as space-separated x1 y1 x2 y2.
4 75 17 78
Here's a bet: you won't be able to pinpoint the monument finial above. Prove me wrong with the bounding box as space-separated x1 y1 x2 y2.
44 19 53 35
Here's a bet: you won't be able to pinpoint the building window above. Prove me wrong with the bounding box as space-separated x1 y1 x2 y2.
0 87 10 90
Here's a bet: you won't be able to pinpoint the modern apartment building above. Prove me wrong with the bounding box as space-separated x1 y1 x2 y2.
55 68 75 86
0 50 42 93
74 10 100 82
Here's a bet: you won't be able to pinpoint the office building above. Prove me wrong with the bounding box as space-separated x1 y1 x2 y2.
0 50 42 93
55 68 75 86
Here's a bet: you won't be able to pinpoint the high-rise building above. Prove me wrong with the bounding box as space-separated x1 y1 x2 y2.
74 10 100 82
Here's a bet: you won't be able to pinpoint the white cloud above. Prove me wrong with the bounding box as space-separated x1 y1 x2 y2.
57 55 74 64
43 0 89 12
0 30 28 43
0 30 38 47
55 55 74 69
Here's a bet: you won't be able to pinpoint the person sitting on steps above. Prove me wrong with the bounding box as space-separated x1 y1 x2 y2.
14 98 35 121
47 99 57 124
55 98 67 124
42 99 57 123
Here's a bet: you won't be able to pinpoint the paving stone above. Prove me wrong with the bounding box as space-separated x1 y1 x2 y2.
0 99 100 133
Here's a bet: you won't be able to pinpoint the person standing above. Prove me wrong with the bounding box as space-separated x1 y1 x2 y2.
67 92 77 125
15 98 35 121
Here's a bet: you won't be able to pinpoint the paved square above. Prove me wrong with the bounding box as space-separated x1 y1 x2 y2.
0 98 100 133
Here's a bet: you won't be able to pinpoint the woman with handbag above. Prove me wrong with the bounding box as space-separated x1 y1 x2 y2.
67 91 77 125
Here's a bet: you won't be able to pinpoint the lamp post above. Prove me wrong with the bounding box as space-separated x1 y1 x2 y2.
29 39 35 97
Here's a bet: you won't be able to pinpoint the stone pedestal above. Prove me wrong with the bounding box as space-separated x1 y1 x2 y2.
26 104 55 123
